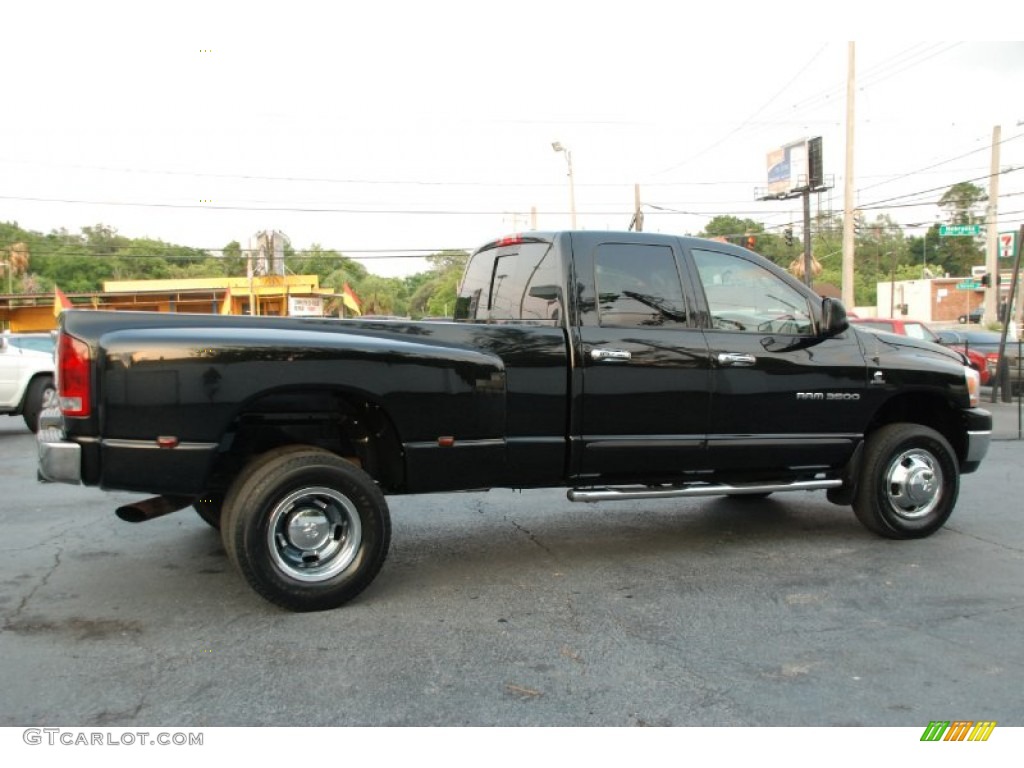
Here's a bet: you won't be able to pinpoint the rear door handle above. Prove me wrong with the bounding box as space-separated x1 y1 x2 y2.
717 352 756 367
591 348 632 362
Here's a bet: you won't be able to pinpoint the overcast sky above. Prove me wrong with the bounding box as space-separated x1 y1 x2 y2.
3 2 1022 277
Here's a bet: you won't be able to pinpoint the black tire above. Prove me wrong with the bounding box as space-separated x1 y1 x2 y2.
197 444 320 531
221 447 391 612
22 376 55 433
219 445 320 564
957 315 967 324
853 424 959 539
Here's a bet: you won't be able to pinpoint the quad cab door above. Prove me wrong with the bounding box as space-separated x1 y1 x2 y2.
572 232 712 481
683 244 868 473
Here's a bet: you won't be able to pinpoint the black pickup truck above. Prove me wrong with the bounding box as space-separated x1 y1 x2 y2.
38 231 992 611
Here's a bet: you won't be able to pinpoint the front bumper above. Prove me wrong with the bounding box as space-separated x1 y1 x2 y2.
37 406 81 485
961 407 992 474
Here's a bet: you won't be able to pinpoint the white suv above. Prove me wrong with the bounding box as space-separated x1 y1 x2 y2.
0 332 56 432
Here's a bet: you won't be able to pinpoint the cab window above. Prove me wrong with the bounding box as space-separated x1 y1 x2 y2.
692 249 813 335
593 243 687 328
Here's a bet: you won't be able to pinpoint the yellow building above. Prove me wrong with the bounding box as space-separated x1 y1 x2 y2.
0 275 336 332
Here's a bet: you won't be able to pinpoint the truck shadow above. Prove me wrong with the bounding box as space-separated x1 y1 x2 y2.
66 493 911 613
370 493 887 597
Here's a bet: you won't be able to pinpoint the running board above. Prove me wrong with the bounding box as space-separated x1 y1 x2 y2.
567 479 842 503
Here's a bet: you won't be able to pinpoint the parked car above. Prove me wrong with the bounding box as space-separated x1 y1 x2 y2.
934 329 1003 387
849 317 937 341
851 318 993 385
0 331 56 432
958 306 984 324
933 328 1003 357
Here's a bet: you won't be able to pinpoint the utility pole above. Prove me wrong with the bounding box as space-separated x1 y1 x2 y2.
802 189 813 287
841 41 857 309
551 142 577 229
984 125 1001 326
630 184 644 231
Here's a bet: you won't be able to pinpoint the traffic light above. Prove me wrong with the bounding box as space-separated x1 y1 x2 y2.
980 273 991 287
745 235 757 251
784 228 793 247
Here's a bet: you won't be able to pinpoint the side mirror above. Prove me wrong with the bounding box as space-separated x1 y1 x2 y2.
821 297 849 336
528 285 562 303
528 284 565 325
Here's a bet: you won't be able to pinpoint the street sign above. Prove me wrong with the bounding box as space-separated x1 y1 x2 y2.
940 224 983 237
999 231 1017 259
956 280 980 290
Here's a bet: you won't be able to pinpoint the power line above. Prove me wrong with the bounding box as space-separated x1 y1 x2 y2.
858 167 1022 211
5 166 1018 217
857 131 1024 196
653 45 831 176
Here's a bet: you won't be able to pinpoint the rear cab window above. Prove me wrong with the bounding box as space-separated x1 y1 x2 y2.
454 235 563 325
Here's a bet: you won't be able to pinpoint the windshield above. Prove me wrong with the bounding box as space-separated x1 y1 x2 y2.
5 335 55 354
902 323 939 343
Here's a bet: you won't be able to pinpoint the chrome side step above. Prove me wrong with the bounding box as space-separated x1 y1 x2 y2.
567 479 842 503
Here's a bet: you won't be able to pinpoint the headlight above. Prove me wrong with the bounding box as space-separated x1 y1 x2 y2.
965 365 980 407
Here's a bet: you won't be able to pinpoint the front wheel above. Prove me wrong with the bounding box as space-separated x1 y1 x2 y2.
221 447 391 611
853 424 959 539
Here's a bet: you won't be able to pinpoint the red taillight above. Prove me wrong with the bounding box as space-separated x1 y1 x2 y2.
495 234 524 248
58 332 91 418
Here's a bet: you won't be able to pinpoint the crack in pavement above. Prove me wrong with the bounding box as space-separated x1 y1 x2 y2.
945 526 1024 554
3 546 63 629
506 518 554 556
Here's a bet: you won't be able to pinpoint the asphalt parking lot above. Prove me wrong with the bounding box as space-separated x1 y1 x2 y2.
1 405 1022 727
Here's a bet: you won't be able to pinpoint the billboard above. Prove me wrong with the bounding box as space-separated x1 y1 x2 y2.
766 137 823 197
249 230 288 277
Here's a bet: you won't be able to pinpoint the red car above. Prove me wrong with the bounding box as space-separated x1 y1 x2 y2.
850 317 992 385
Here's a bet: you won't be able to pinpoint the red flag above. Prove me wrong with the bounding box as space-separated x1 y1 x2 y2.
342 283 362 316
53 285 72 317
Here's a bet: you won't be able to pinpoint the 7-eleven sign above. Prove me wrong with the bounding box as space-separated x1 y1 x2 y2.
999 231 1017 259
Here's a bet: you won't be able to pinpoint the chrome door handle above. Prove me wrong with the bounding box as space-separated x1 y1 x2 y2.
591 348 632 362
717 352 756 366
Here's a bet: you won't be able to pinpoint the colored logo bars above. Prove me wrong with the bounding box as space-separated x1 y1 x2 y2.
920 721 997 742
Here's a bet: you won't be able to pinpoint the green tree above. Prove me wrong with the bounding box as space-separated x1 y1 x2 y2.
907 225 942 279
352 275 407 316
220 241 246 277
417 250 469 318
847 214 911 307
700 215 764 241
424 270 462 317
286 243 343 281
939 181 987 223
935 181 986 276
